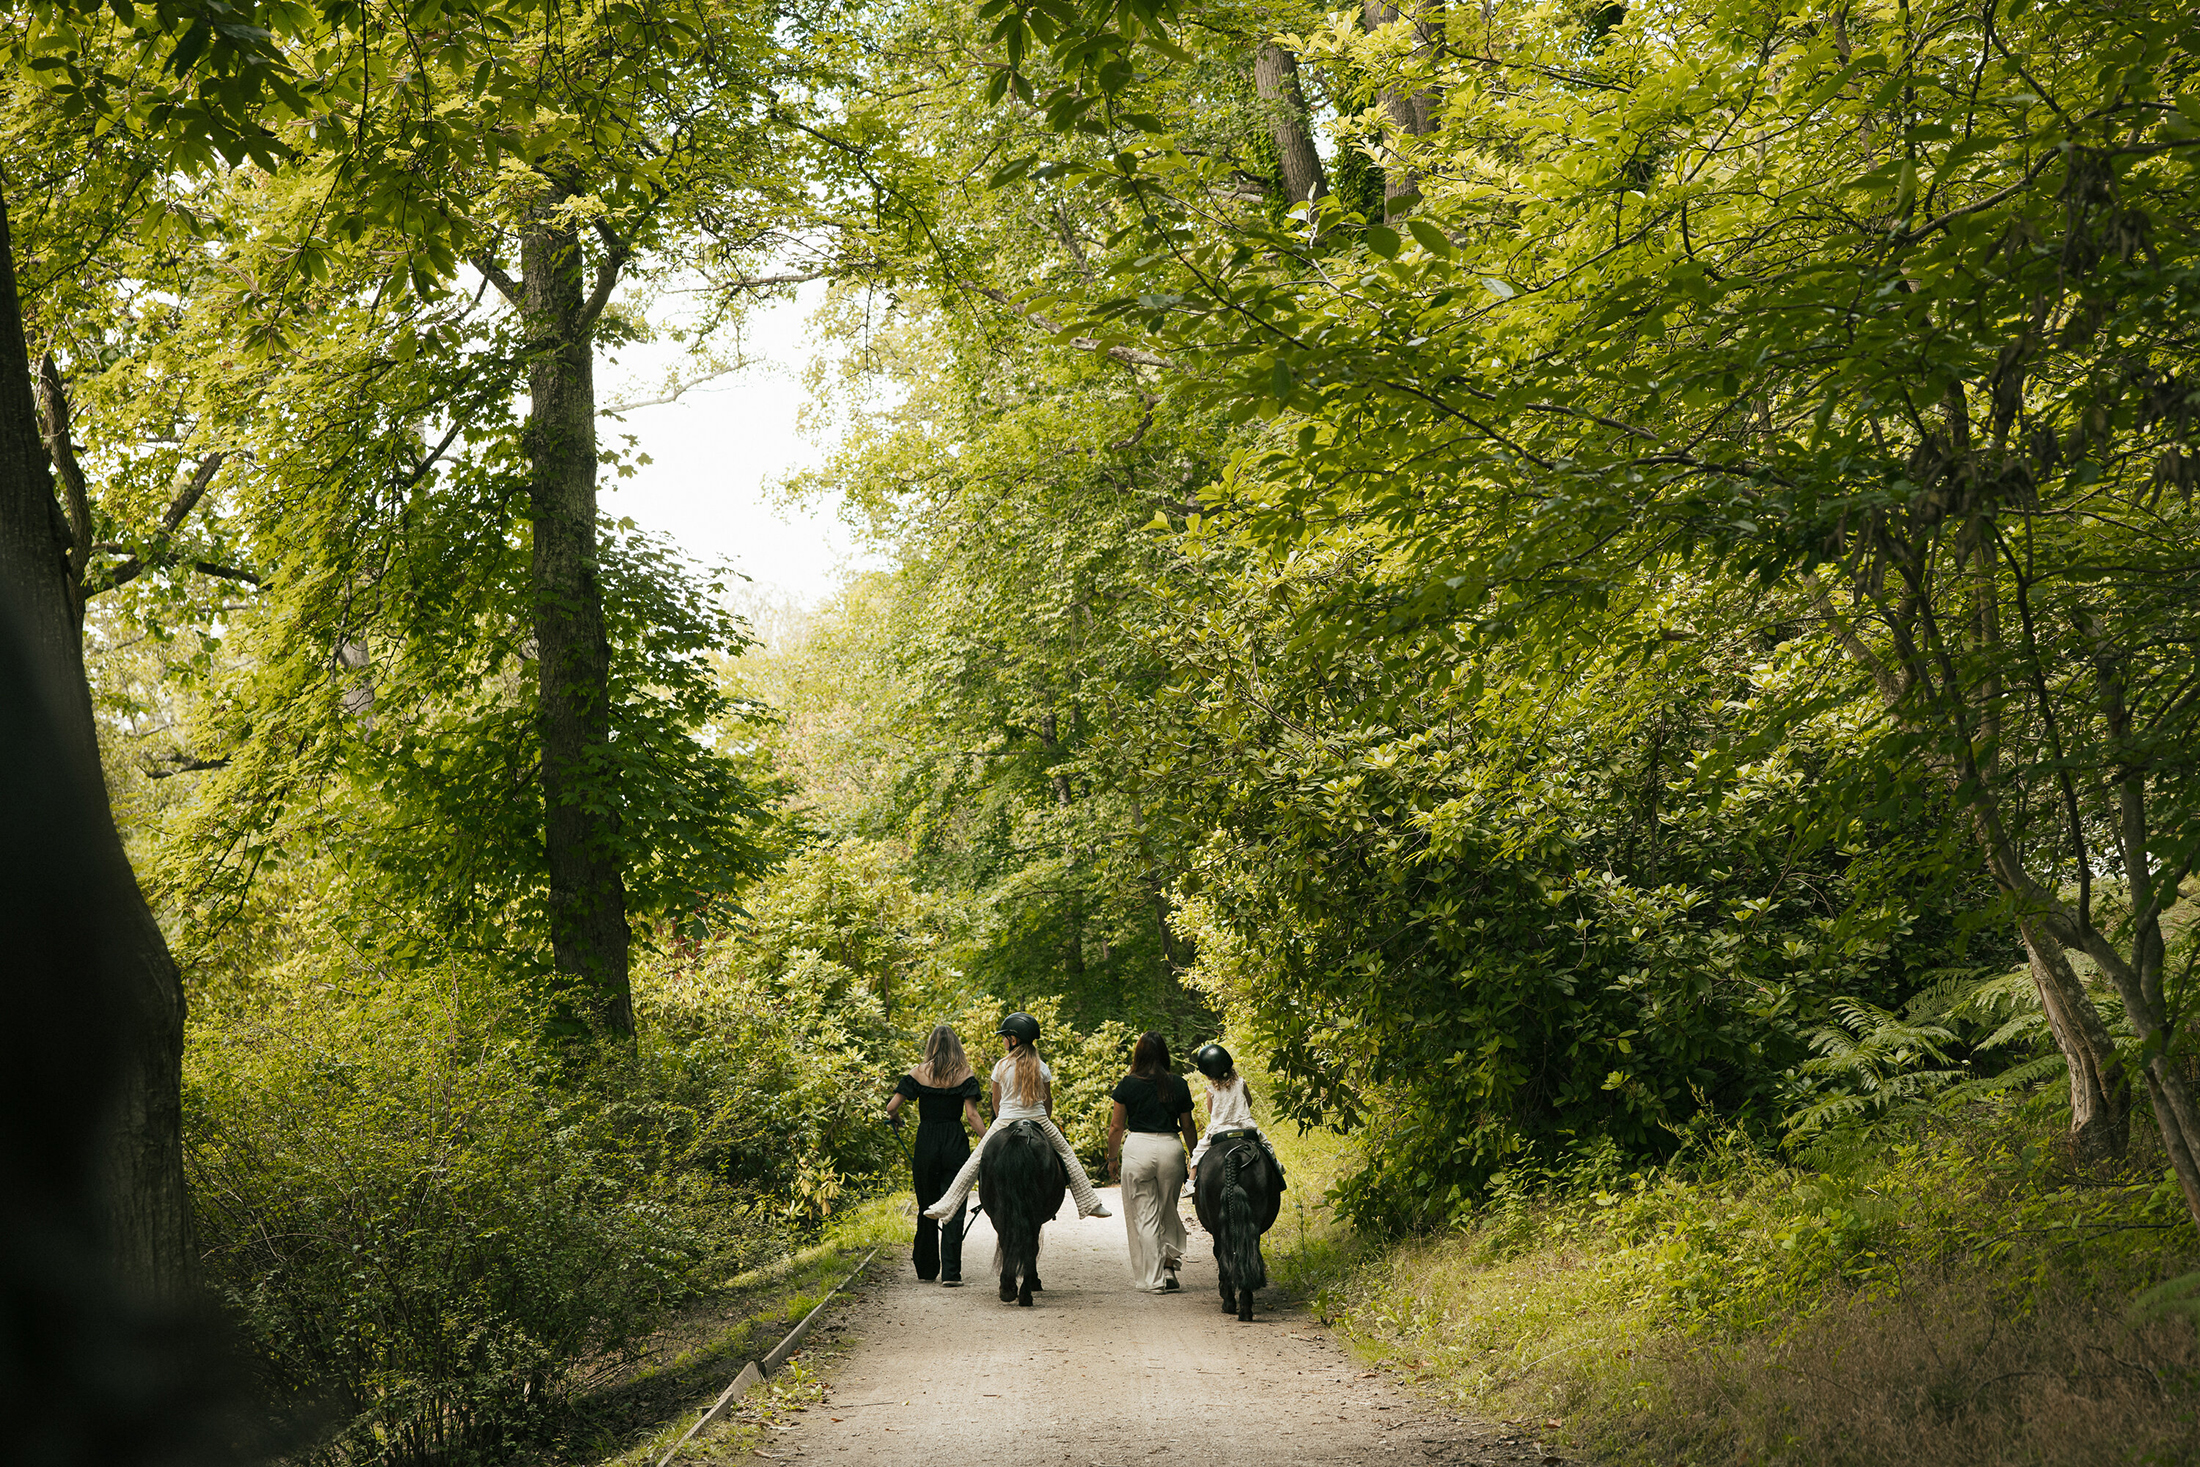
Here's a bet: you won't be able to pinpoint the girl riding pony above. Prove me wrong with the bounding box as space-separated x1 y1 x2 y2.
923 1012 1111 1222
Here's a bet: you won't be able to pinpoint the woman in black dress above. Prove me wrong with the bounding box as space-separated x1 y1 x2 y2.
885 1024 987 1285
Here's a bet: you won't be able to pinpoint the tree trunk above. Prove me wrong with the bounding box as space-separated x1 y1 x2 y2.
1252 42 1328 208
2018 916 2130 1163
1808 575 2139 1175
0 192 195 1299
522 218 632 1039
1362 0 1442 217
1126 792 1183 977
1038 711 1088 984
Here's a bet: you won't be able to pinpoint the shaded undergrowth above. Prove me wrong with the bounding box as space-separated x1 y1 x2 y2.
526 1196 905 1467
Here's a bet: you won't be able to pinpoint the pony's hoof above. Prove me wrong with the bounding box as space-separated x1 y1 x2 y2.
1018 1291 1034 1307
1027 1276 1042 1292
999 1283 1018 1302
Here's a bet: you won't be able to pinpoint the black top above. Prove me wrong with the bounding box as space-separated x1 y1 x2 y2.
1112 1072 1193 1133
895 1072 983 1126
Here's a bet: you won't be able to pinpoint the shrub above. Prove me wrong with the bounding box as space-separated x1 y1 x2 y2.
1282 1109 2200 1467
186 966 774 1465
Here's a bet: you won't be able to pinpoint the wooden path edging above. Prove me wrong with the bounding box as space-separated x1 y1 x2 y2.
651 1245 881 1467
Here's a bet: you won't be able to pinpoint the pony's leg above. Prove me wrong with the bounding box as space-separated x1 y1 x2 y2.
1035 1119 1111 1217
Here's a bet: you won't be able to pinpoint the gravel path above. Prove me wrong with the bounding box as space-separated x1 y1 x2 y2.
759 1185 1561 1467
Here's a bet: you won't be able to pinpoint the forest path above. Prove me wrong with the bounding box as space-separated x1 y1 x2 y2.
752 1185 1560 1467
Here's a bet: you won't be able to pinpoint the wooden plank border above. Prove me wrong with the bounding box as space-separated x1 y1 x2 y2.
652 1246 881 1467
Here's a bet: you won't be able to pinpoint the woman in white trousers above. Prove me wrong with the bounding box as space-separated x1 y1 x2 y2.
1106 1032 1198 1293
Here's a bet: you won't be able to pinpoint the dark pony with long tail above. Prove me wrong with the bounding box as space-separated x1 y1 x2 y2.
1193 1134 1283 1321
978 1120 1066 1306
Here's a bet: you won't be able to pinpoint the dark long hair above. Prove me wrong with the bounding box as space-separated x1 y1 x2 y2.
1131 1031 1171 1078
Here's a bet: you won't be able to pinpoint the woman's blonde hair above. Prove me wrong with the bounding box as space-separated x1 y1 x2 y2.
1007 1037 1045 1107
913 1025 973 1089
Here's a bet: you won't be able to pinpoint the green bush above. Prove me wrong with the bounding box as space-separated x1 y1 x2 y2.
187 969 721 1464
183 952 905 1466
626 943 909 1222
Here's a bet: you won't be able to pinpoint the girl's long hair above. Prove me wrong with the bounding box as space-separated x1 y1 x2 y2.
1209 1062 1250 1105
1007 1037 1045 1107
913 1025 972 1088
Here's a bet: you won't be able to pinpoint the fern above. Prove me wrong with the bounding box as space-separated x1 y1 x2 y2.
1786 998 1965 1138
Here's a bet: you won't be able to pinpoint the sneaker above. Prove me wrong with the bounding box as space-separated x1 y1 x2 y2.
1162 1276 1181 1292
940 1279 964 1288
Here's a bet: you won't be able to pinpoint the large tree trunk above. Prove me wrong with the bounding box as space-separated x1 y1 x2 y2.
0 195 195 1299
1252 42 1328 208
522 218 633 1039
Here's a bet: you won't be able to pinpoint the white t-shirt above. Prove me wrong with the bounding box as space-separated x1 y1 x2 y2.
991 1054 1055 1120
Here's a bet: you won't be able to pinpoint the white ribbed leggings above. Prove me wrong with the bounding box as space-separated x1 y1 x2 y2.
925 1115 1105 1218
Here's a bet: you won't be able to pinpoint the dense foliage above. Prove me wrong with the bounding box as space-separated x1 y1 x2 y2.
9 0 2199 1456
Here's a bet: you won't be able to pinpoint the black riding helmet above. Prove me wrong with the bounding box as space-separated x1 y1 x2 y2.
997 1012 1041 1046
1193 1043 1234 1080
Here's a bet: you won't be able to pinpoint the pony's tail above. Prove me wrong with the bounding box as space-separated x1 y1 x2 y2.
1220 1147 1268 1292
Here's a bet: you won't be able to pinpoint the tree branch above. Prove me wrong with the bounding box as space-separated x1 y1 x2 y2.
600 366 741 415
971 286 1180 371
85 452 240 593
471 252 523 305
160 452 225 535
720 269 836 291
34 354 92 586
579 218 632 330
144 751 229 779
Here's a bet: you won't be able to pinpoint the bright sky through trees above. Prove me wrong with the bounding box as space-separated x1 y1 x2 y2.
600 285 874 606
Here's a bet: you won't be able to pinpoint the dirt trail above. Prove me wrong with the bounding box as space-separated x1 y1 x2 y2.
759 1185 1558 1467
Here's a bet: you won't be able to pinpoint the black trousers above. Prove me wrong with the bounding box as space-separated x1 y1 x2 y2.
911 1124 970 1281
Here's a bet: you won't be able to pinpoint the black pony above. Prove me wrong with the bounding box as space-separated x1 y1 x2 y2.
1192 1132 1283 1321
978 1120 1066 1306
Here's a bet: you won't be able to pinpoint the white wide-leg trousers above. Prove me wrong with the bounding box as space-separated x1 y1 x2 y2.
1119 1131 1188 1291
